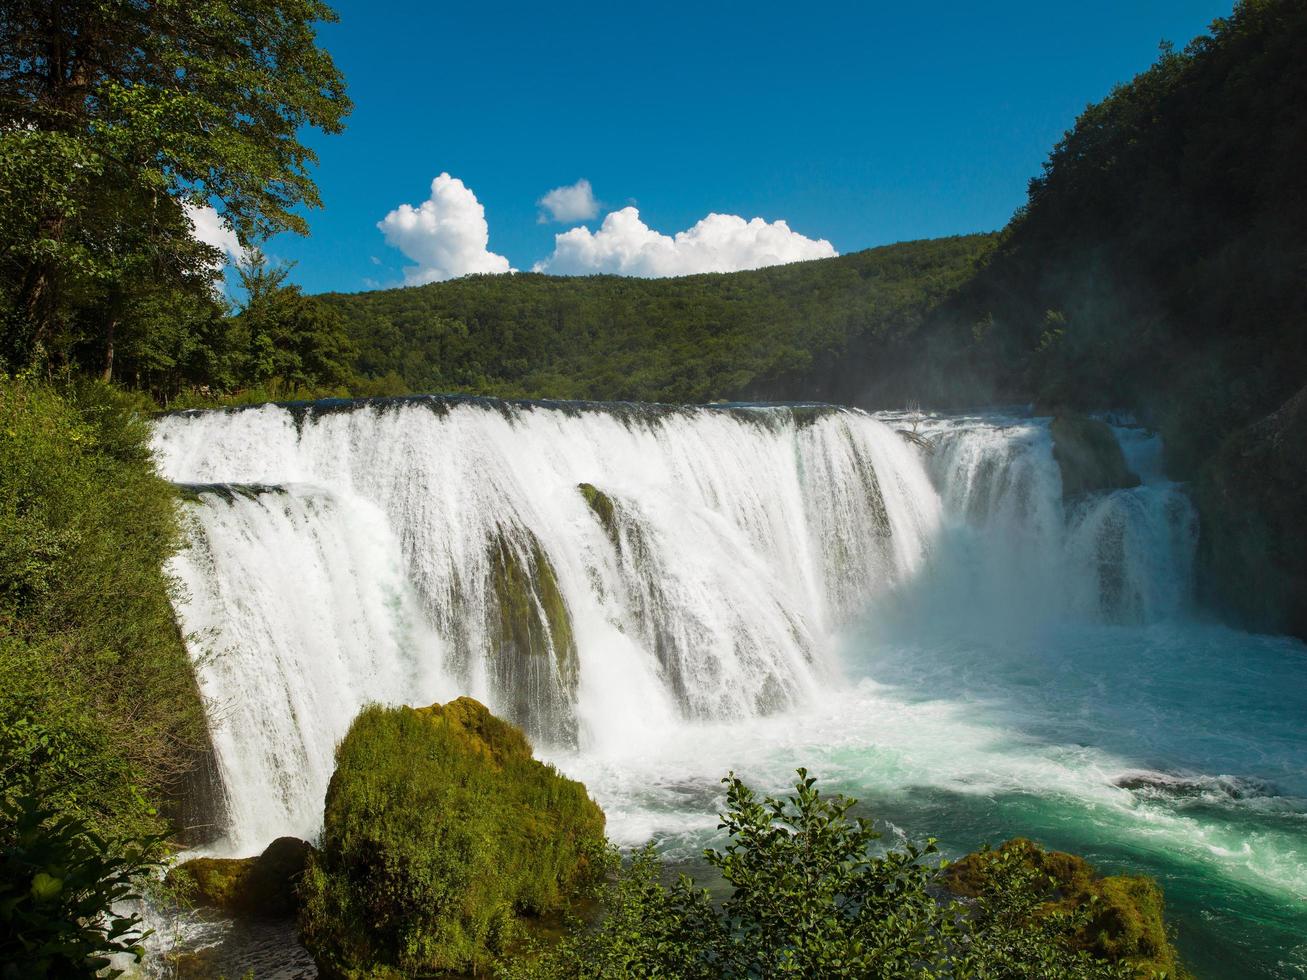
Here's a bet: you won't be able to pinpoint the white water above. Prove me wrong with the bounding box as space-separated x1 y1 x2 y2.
153 398 1307 977
156 399 941 851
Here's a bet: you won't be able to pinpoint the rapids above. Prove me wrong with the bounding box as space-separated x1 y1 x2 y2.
152 398 1307 977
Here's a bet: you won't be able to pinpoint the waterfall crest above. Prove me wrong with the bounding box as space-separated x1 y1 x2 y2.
155 399 1195 853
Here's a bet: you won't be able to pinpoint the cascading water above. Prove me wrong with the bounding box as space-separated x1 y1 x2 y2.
153 398 1307 978
156 398 935 852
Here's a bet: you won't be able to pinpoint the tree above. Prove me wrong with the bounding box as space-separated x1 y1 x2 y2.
0 0 351 368
229 251 356 392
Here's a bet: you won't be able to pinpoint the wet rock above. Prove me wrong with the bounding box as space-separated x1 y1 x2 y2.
1050 414 1141 497
1194 385 1307 640
171 836 313 918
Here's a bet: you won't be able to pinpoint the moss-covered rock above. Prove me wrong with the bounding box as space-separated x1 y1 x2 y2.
1050 415 1141 498
299 698 605 979
946 838 1187 979
171 836 312 918
577 482 619 549
1194 385 1307 640
486 527 578 744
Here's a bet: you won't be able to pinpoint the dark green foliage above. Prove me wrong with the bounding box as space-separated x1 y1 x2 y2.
325 236 995 404
0 0 350 377
947 839 1186 979
0 795 162 979
0 375 208 842
509 771 1167 979
488 529 580 743
298 698 606 978
903 0 1307 470
1193 384 1307 637
868 0 1307 635
225 254 358 394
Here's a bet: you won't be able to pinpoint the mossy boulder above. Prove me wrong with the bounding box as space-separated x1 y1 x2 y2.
299 698 605 979
1050 414 1140 498
946 838 1186 979
170 836 312 918
1194 385 1307 639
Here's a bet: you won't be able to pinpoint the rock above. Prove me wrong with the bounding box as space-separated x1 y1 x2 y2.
486 526 579 744
1194 385 1307 639
946 837 1187 979
298 699 606 978
1049 414 1141 497
170 836 312 918
578 482 619 547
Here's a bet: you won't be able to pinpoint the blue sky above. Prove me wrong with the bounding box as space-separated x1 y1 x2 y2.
251 0 1234 295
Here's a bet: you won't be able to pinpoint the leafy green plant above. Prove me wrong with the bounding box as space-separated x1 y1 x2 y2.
0 795 162 979
0 374 209 842
507 771 1170 979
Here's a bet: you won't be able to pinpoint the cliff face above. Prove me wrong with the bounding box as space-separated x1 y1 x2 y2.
1195 386 1307 639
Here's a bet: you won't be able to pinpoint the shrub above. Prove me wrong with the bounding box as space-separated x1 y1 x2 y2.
298 698 605 978
508 771 1179 979
0 373 208 842
0 795 162 978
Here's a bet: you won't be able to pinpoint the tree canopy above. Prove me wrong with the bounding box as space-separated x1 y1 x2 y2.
0 0 351 373
324 235 995 405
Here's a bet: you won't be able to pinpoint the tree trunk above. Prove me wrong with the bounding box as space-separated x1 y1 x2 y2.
102 317 117 382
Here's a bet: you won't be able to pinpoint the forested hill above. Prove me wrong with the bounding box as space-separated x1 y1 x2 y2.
897 0 1307 636
323 234 995 405
902 0 1306 476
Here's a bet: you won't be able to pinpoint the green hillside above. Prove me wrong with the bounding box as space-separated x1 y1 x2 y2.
324 235 995 405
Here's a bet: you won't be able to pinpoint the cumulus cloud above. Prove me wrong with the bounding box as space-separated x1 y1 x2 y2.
534 207 836 277
185 203 245 269
537 178 600 223
378 173 512 285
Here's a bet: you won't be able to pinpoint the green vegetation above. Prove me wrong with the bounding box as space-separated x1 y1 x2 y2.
886 0 1306 633
577 483 619 548
947 839 1185 979
508 771 1180 979
324 235 995 404
489 529 579 723
1194 386 1307 637
901 0 1306 469
0 796 162 977
0 375 208 842
0 0 354 400
298 697 606 978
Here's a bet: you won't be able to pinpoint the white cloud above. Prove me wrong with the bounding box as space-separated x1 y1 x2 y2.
534 207 836 277
378 173 512 285
537 178 599 224
185 203 245 269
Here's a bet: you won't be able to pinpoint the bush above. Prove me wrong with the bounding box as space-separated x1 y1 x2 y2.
0 374 208 843
0 795 162 978
298 698 606 978
508 771 1179 979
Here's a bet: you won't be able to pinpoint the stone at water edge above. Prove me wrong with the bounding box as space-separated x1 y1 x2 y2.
945 837 1188 979
1050 414 1141 498
169 836 313 918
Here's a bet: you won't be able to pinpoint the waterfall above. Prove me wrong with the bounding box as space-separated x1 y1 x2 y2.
154 399 1196 854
